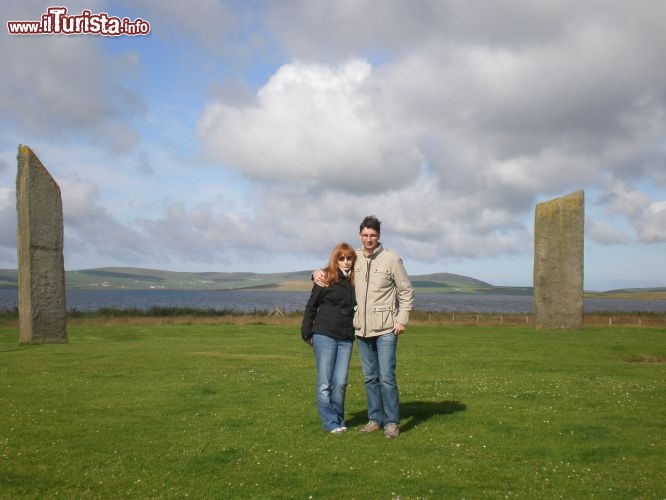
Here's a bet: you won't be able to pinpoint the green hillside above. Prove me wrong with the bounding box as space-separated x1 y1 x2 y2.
0 267 662 297
64 267 314 290
408 272 533 294
0 269 17 288
0 267 496 292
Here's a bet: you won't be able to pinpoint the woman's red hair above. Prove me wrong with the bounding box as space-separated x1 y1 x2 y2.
322 242 356 287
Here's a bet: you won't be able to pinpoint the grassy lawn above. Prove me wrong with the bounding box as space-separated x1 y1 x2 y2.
1 320 664 499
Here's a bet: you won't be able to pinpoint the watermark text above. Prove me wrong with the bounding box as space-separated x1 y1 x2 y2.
7 7 150 36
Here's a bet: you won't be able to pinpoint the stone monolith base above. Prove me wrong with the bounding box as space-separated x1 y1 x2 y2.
16 145 67 343
533 190 584 330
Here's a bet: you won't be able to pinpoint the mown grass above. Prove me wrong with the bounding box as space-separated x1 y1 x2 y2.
1 306 664 328
1 320 664 499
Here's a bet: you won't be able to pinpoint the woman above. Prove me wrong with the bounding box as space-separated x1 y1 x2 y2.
301 242 357 434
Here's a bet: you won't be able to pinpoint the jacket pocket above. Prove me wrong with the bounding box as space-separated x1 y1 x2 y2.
371 266 393 286
369 303 395 332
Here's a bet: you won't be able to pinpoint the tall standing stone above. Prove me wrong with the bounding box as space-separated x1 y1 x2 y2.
16 145 67 343
533 190 584 330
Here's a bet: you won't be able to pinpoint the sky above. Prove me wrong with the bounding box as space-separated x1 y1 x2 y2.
1 0 665 291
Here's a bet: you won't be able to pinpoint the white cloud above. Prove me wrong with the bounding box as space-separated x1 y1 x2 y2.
637 201 666 243
264 0 449 60
0 186 16 250
198 59 422 191
593 182 666 244
59 174 150 267
129 0 242 54
1 2 143 154
587 220 632 245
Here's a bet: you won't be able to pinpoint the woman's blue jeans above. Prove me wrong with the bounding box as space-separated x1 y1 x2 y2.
312 334 354 431
357 332 399 426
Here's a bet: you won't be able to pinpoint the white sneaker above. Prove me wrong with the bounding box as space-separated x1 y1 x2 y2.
330 426 347 434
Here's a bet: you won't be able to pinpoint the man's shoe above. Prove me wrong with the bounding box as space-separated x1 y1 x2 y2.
359 420 381 433
330 427 347 434
384 423 400 438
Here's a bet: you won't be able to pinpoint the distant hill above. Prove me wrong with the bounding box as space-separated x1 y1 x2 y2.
0 267 313 290
0 267 662 297
63 268 316 291
410 272 511 293
0 269 17 288
0 267 496 292
602 287 666 294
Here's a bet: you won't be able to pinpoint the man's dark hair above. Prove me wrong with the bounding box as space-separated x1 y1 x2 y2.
359 215 381 234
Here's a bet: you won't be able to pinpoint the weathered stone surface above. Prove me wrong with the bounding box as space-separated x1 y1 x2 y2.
16 145 67 343
533 190 584 329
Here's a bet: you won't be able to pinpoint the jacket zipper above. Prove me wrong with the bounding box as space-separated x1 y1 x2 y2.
362 256 371 337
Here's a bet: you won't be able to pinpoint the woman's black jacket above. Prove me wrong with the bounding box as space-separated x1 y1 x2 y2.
301 272 356 341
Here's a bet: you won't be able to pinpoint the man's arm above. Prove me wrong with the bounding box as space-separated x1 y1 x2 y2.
393 258 414 333
312 269 327 287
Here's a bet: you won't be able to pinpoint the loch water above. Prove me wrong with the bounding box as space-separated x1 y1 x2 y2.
0 288 664 314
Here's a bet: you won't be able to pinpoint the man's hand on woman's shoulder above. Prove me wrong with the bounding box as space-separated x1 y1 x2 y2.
312 269 327 287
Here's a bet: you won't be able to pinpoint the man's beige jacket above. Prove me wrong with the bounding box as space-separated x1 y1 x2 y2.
353 244 414 337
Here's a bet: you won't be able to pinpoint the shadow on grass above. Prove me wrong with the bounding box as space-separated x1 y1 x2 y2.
0 345 43 353
347 400 466 433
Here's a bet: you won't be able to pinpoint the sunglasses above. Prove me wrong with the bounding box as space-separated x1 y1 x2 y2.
337 256 354 261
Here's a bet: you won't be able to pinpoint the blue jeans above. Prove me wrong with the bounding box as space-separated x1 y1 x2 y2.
357 332 399 426
312 334 354 431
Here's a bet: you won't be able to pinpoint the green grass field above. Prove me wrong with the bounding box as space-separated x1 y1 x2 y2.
1 320 664 499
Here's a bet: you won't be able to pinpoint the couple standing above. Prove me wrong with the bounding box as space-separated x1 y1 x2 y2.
301 216 414 438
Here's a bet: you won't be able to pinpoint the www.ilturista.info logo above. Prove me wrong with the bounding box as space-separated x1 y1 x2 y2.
7 7 151 36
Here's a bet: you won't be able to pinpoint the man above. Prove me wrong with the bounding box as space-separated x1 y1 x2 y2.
315 215 414 438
